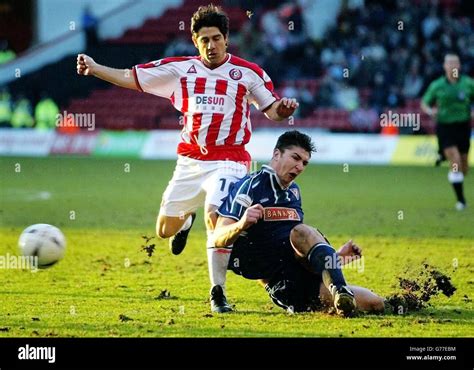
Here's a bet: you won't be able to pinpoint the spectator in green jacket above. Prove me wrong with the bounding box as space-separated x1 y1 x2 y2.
35 93 59 130
11 96 34 128
0 40 15 64
0 88 13 127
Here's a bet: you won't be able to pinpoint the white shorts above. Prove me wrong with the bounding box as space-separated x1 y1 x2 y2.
160 155 248 217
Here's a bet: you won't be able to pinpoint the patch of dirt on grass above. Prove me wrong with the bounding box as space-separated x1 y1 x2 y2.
386 263 456 313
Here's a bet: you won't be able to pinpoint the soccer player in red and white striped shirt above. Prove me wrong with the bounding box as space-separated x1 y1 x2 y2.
77 4 299 313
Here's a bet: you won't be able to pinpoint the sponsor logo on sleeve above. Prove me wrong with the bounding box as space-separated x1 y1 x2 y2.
235 194 252 208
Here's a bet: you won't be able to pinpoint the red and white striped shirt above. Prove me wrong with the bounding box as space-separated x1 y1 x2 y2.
133 54 279 162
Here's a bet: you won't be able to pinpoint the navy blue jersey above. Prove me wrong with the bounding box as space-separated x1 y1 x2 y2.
217 165 304 279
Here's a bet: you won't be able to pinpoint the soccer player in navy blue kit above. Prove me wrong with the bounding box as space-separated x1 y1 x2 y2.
213 131 385 316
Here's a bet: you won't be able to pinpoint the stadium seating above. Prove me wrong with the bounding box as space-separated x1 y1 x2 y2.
62 0 248 131
108 0 247 44
58 0 472 134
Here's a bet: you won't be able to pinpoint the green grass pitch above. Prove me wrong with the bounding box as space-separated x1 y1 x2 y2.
0 156 472 337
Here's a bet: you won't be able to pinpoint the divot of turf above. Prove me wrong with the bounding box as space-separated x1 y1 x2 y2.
386 263 456 313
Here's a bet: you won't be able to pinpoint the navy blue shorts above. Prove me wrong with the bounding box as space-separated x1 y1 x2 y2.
229 229 330 312
264 258 323 313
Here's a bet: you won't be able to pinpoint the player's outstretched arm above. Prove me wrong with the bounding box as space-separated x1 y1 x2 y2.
76 54 138 91
264 97 299 121
214 204 264 247
420 101 437 119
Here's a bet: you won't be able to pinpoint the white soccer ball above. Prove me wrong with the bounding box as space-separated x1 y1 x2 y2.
18 224 66 268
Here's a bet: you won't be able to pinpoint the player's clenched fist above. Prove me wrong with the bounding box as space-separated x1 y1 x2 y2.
276 97 299 119
240 204 265 230
77 54 96 76
337 239 362 264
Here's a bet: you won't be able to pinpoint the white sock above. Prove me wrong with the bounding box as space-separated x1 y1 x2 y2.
448 171 464 183
448 171 464 184
178 214 193 232
206 230 232 293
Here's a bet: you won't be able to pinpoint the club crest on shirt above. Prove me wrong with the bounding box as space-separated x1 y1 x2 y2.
264 207 301 221
289 188 299 200
229 68 242 80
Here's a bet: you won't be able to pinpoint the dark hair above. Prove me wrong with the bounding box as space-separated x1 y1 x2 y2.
275 130 316 155
191 4 229 36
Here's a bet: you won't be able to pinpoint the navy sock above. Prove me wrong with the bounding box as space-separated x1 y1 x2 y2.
307 243 347 290
452 182 465 204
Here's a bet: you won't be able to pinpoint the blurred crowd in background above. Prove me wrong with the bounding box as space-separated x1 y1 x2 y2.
0 0 472 132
